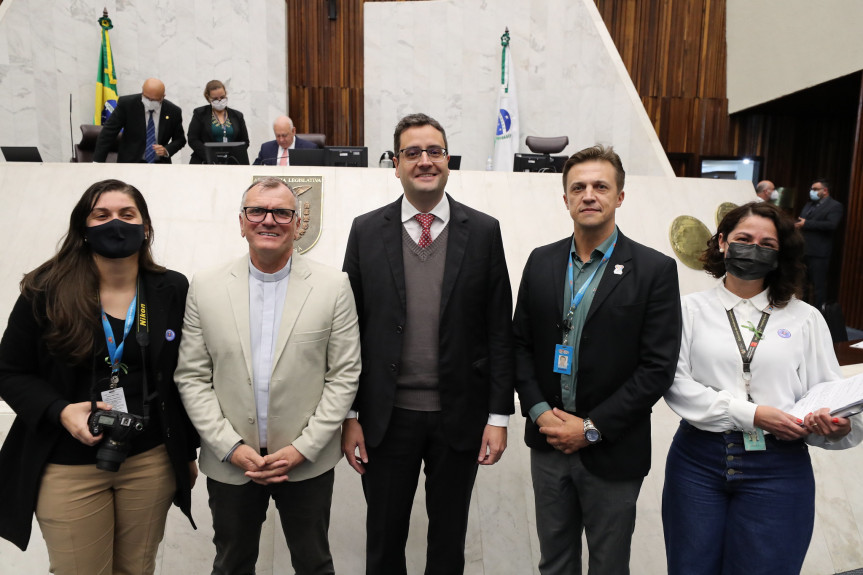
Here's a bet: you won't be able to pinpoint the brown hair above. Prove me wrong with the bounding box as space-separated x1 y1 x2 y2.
20 179 164 363
393 113 448 156
701 201 805 307
204 79 226 101
561 145 625 191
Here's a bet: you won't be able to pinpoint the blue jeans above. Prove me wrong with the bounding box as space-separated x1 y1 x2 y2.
662 421 815 575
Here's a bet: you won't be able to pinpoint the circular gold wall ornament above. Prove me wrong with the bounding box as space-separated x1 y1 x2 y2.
669 215 712 270
716 202 738 226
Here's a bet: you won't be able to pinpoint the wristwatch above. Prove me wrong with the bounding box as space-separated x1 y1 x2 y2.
583 418 602 444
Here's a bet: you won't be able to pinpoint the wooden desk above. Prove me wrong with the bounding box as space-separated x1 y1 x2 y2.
835 339 863 366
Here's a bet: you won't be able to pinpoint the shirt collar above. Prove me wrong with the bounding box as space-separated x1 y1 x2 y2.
248 255 292 282
401 194 450 225
715 278 771 311
571 227 618 263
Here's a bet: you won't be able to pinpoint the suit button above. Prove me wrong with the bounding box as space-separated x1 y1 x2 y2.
166 427 171 438
389 363 397 372
161 402 166 411
396 325 403 334
157 373 163 382
248 417 255 424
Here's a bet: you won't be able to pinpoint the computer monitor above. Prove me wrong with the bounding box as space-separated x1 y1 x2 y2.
513 153 568 173
324 146 368 168
289 148 325 167
203 142 248 165
448 155 462 170
2 146 43 162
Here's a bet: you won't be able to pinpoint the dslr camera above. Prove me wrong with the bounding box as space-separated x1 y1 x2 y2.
88 410 146 472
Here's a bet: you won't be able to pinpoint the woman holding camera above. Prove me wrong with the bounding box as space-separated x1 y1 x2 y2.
662 202 861 574
0 179 198 574
187 79 250 164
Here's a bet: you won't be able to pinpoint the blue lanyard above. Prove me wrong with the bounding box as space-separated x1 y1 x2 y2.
566 241 616 319
101 293 137 378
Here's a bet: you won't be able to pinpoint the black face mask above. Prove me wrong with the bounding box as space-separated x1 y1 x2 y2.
86 219 145 259
724 242 779 281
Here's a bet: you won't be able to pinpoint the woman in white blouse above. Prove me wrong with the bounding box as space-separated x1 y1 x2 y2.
662 201 860 575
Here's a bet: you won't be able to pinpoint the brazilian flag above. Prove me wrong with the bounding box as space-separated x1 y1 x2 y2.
94 12 118 125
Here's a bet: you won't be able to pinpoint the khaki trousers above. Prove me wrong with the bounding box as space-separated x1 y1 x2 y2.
35 445 176 575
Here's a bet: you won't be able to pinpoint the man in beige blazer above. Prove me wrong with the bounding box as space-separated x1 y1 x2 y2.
175 177 361 575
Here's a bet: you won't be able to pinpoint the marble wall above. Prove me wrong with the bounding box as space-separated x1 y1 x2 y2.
364 0 674 176
0 0 287 164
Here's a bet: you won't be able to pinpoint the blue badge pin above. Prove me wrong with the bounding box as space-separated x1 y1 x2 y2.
777 328 791 339
165 329 176 342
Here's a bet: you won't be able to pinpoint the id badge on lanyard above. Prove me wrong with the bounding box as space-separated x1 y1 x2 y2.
554 242 616 376
726 306 772 451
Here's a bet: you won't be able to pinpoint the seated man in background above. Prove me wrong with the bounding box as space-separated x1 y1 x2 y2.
253 115 319 165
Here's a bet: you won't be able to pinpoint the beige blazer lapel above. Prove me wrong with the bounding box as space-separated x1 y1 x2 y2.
271 253 312 371
226 256 254 381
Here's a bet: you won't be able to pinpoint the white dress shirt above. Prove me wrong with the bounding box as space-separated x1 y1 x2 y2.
400 194 450 243
248 256 292 448
665 280 860 448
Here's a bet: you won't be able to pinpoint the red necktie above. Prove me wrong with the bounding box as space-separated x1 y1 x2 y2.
279 149 288 166
414 213 434 248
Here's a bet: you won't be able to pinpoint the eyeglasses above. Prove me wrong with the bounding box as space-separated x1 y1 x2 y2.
242 207 296 224
397 147 448 163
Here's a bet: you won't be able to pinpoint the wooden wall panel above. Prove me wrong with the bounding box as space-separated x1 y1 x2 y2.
594 0 862 326
287 0 364 146
840 75 863 327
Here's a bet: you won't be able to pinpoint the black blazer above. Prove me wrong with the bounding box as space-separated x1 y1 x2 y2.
799 196 843 258
93 93 186 163
513 231 682 481
0 270 198 550
187 105 250 165
343 194 515 451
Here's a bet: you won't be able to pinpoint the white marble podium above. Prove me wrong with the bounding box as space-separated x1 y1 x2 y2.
0 163 861 574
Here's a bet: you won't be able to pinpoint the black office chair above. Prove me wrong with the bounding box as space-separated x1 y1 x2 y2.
515 136 569 173
525 136 569 155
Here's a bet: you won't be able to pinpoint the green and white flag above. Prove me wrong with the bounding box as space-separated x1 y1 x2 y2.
94 10 118 125
492 28 519 171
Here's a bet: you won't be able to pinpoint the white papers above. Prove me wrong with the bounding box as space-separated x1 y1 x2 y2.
789 373 863 419
850 340 863 350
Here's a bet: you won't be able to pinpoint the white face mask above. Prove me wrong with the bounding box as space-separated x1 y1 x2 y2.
142 96 161 112
770 190 779 201
211 98 228 111
809 190 820 201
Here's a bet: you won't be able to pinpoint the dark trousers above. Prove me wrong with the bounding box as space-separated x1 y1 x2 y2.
530 448 643 575
662 421 814 575
362 408 479 575
207 469 335 575
805 255 830 310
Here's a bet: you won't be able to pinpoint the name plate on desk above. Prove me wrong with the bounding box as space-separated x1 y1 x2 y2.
253 175 323 254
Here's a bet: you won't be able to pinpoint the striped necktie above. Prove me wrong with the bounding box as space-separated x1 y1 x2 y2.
145 110 156 163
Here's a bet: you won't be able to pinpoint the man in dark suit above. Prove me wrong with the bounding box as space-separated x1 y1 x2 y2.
93 78 186 163
513 145 681 575
795 178 844 309
253 115 319 165
341 113 514 575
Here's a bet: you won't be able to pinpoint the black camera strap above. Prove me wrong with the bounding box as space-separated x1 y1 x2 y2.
136 275 151 425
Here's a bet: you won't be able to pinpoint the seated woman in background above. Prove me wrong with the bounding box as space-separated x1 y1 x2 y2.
188 79 250 164
662 201 861 575
0 179 198 575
